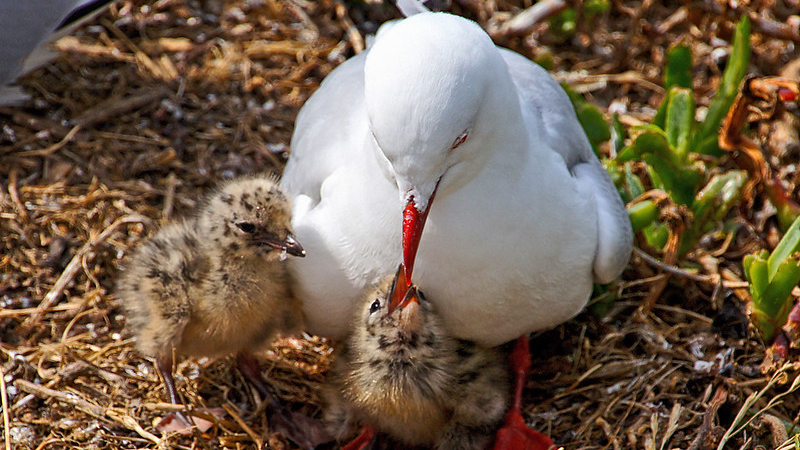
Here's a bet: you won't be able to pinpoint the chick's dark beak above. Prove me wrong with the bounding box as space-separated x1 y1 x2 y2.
388 264 409 312
260 233 306 257
398 286 421 311
387 264 423 331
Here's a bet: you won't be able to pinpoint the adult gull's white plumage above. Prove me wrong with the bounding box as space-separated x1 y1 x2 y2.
282 12 632 347
0 0 114 105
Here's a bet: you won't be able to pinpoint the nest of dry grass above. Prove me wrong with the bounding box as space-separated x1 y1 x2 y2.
2 1 800 449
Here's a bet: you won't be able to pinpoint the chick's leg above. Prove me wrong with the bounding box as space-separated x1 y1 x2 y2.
156 353 193 427
492 336 554 450
157 353 181 405
237 352 332 449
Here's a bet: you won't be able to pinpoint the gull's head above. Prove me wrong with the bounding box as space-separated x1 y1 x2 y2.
364 12 515 281
200 176 305 260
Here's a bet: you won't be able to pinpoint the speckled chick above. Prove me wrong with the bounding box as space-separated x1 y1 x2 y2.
117 174 305 408
326 267 510 450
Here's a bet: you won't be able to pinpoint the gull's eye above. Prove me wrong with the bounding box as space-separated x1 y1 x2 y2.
369 299 381 314
451 129 469 150
236 222 256 234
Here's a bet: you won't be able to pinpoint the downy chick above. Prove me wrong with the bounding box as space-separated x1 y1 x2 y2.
326 266 510 450
117 174 305 418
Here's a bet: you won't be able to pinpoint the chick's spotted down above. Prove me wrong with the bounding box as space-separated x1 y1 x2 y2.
116 174 305 425
325 267 518 450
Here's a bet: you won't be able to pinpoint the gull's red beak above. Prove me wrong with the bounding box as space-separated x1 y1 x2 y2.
402 188 437 284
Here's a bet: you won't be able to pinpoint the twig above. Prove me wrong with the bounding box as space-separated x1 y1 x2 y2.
755 414 789 448
610 301 716 324
15 380 161 445
162 172 178 221
636 201 685 317
488 0 568 39
222 404 263 448
105 410 161 444
454 0 493 22
7 169 29 221
143 402 188 412
687 387 727 450
75 87 169 128
717 364 800 450
53 36 136 62
633 247 748 289
1 367 11 450
286 0 319 39
698 1 800 43
100 19 174 81
25 214 149 327
0 303 80 319
14 124 82 158
654 7 688 34
14 379 105 418
555 70 664 94
634 248 709 283
660 403 682 450
0 107 71 140
334 2 364 54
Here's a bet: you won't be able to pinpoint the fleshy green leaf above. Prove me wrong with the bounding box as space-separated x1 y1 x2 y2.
744 250 769 299
623 162 645 201
652 89 671 131
631 131 702 206
563 85 611 154
665 44 692 90
753 256 800 341
745 218 800 341
643 221 670 249
628 200 660 232
588 282 617 317
691 171 746 222
695 15 751 151
680 170 745 255
611 113 627 155
767 215 800 282
548 8 577 39
664 87 695 159
584 0 611 19
694 134 721 156
616 144 636 162
577 103 612 154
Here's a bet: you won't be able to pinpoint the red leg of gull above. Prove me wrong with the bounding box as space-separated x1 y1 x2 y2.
340 425 376 450
492 336 554 450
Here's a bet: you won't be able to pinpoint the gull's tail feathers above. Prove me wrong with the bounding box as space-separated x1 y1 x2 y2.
396 0 430 17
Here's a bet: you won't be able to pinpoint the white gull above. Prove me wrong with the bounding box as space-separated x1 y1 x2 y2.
282 11 632 347
0 0 114 105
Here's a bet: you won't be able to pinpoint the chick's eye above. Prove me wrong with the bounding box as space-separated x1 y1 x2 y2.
236 222 256 233
369 299 381 314
451 129 469 150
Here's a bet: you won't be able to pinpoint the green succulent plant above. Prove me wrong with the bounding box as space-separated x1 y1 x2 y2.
744 216 800 342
